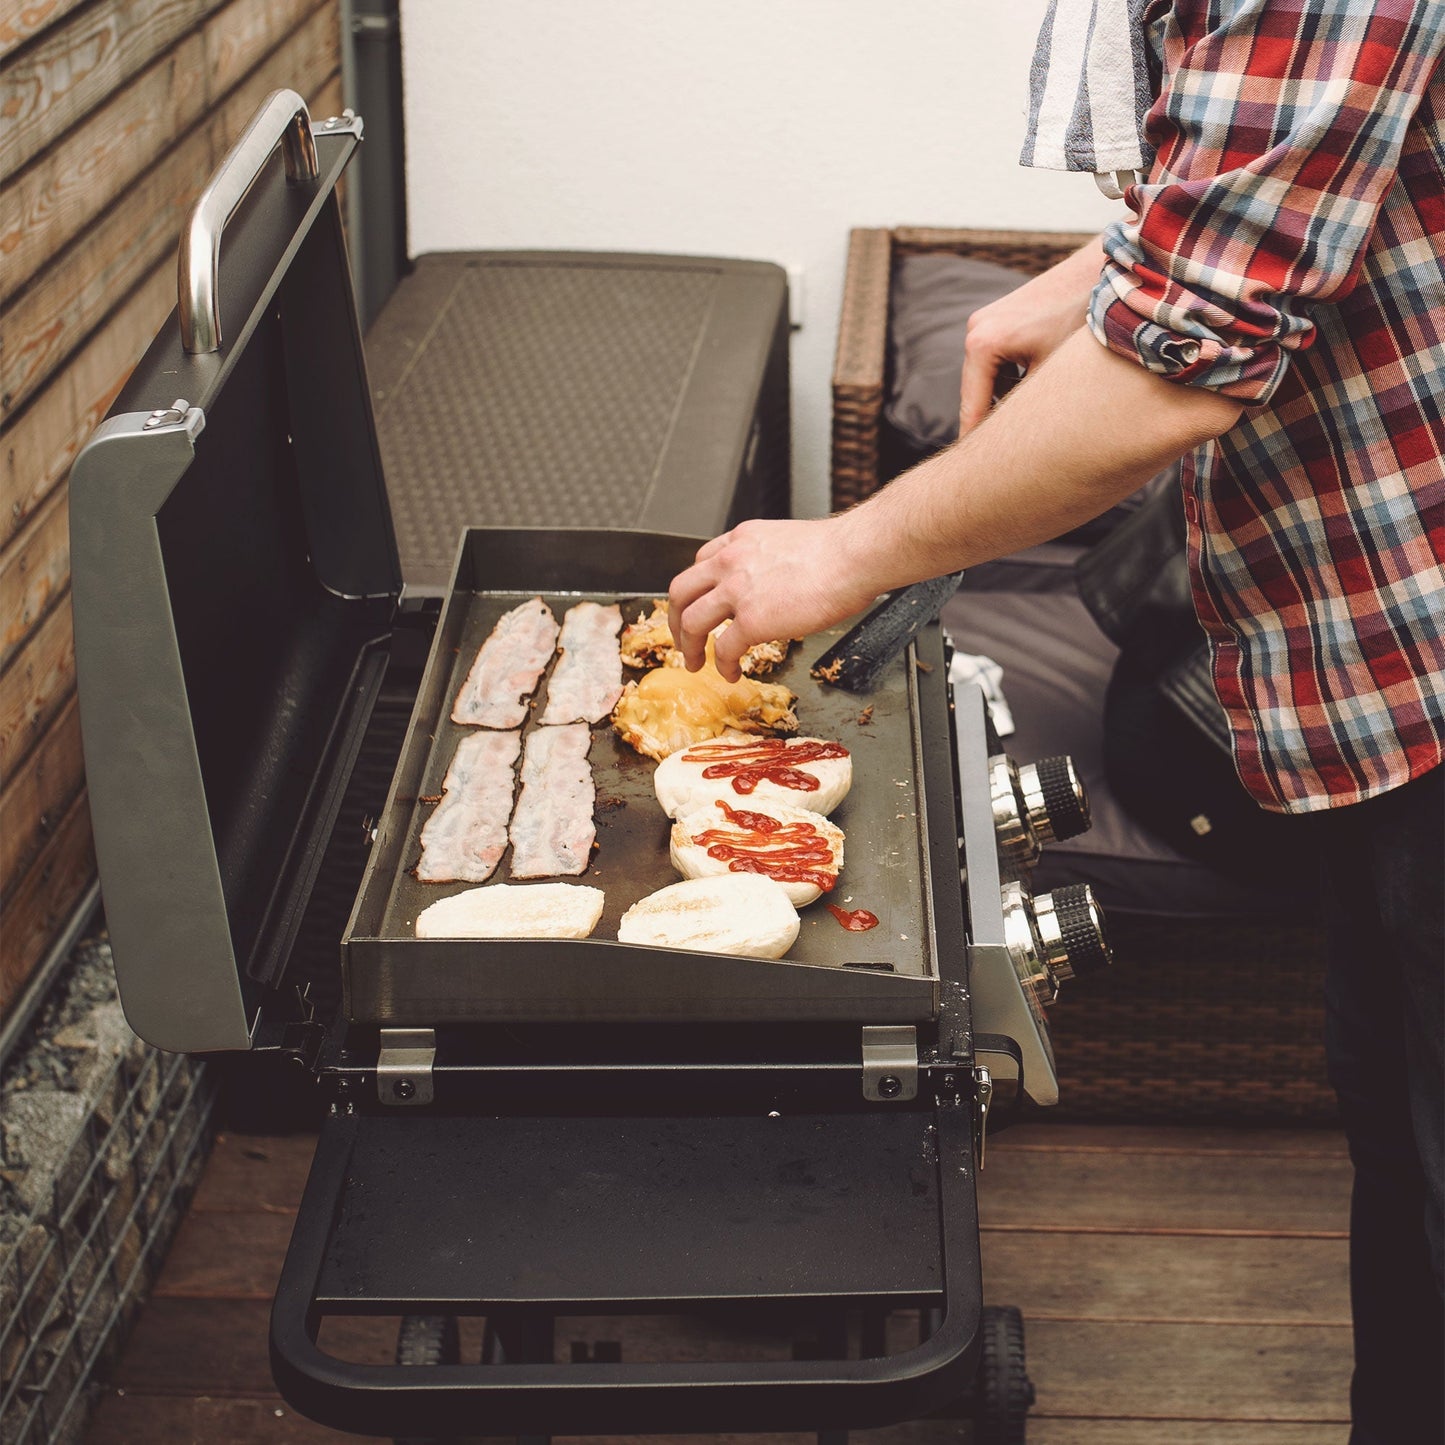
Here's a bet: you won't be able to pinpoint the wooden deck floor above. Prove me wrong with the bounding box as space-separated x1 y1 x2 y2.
82 1122 1352 1444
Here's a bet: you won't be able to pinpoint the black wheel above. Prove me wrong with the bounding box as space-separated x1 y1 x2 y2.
975 1305 1034 1444
394 1315 461 1445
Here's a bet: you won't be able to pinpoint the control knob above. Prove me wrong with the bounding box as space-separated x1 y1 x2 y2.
999 880 1112 1011
1032 883 1111 980
989 753 1092 866
1017 755 1091 844
988 754 1038 866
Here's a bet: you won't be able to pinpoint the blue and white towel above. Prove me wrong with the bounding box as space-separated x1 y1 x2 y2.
1020 0 1154 198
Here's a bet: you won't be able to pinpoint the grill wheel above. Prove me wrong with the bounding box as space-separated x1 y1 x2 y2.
976 1304 1035 1444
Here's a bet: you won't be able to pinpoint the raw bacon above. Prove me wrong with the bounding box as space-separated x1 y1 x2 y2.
540 602 624 725
451 597 559 728
416 730 521 883
509 724 595 879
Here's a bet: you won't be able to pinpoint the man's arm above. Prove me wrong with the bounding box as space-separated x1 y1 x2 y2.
670 326 1242 679
958 235 1109 434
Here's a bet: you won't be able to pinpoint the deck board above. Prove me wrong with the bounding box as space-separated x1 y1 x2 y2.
84 1121 1354 1441
979 1138 1351 1236
982 1231 1350 1324
190 1131 316 1213
1026 1320 1351 1422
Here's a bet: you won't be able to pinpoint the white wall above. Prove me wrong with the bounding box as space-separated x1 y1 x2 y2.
400 0 1119 519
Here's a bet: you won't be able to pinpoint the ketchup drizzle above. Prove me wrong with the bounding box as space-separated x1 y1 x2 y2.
691 800 838 891
684 737 850 796
826 904 879 932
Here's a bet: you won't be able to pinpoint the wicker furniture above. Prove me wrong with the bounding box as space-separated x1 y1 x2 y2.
832 226 1335 1123
831 227 1095 510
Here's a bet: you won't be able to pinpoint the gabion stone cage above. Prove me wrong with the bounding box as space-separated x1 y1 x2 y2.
1 936 214 1445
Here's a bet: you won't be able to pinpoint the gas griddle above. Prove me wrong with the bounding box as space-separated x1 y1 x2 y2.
70 91 1108 1442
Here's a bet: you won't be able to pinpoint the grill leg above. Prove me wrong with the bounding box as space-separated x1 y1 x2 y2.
483 1311 553 1445
860 1306 888 1359
814 1311 850 1444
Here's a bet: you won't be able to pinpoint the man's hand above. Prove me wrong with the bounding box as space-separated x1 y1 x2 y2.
959 236 1109 435
668 516 883 681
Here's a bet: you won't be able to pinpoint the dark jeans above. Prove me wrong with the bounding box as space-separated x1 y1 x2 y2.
1320 763 1444 1445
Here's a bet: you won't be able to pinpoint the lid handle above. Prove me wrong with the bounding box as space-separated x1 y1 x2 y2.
178 89 319 354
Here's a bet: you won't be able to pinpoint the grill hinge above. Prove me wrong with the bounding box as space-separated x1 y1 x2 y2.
860 1025 918 1102
377 1028 435 1106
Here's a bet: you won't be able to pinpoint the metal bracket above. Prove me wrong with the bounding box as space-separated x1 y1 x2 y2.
317 108 365 139
377 1028 435 1105
135 400 206 440
860 1025 918 1102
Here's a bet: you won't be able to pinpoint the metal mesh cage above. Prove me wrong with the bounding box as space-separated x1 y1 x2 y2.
0 1045 214 1445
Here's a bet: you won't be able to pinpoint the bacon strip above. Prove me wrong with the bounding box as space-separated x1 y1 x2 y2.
509 723 595 879
540 602 624 725
451 597 559 728
417 730 521 883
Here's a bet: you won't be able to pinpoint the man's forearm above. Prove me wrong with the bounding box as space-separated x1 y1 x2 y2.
669 326 1242 678
834 326 1243 594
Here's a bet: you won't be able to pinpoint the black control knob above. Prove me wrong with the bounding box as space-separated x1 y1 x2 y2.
1033 883 1111 981
1018 755 1091 843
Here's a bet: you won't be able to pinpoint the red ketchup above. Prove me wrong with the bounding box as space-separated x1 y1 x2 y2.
683 737 850 796
692 800 837 892
826 905 880 932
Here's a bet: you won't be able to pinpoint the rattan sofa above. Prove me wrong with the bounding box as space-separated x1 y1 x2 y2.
831 226 1333 1123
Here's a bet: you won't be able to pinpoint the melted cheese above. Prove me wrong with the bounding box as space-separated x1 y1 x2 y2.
612 639 797 761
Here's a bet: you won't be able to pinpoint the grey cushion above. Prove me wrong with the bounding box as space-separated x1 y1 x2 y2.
885 254 1027 452
940 587 1288 919
883 254 1157 545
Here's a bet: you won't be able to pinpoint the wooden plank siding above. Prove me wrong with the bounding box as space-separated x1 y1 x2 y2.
0 689 84 891
0 5 93 64
0 0 341 1013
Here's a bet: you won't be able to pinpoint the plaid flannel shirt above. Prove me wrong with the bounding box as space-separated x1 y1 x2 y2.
1089 0 1445 813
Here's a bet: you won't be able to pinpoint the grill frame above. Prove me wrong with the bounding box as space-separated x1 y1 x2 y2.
65 94 1019 1439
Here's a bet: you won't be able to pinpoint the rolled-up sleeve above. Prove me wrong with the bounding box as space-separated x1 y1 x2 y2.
1091 0 1445 403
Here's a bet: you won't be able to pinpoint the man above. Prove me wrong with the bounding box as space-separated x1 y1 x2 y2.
669 3 1443 1440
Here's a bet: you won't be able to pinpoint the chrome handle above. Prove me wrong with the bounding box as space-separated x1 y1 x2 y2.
177 89 319 354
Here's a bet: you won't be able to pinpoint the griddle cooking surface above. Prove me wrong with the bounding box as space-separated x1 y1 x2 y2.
375 592 935 976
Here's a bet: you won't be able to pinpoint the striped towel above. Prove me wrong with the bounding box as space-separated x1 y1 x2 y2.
1020 0 1154 198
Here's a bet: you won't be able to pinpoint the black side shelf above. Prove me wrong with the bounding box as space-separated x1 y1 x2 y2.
270 1101 982 1436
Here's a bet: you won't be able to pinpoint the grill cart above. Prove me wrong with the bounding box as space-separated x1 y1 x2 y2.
70 92 1108 1442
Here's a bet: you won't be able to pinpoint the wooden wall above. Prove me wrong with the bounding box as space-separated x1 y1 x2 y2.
0 0 343 1018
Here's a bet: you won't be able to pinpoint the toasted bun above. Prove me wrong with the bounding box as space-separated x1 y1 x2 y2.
670 798 844 907
653 734 852 818
415 883 604 940
617 874 799 959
